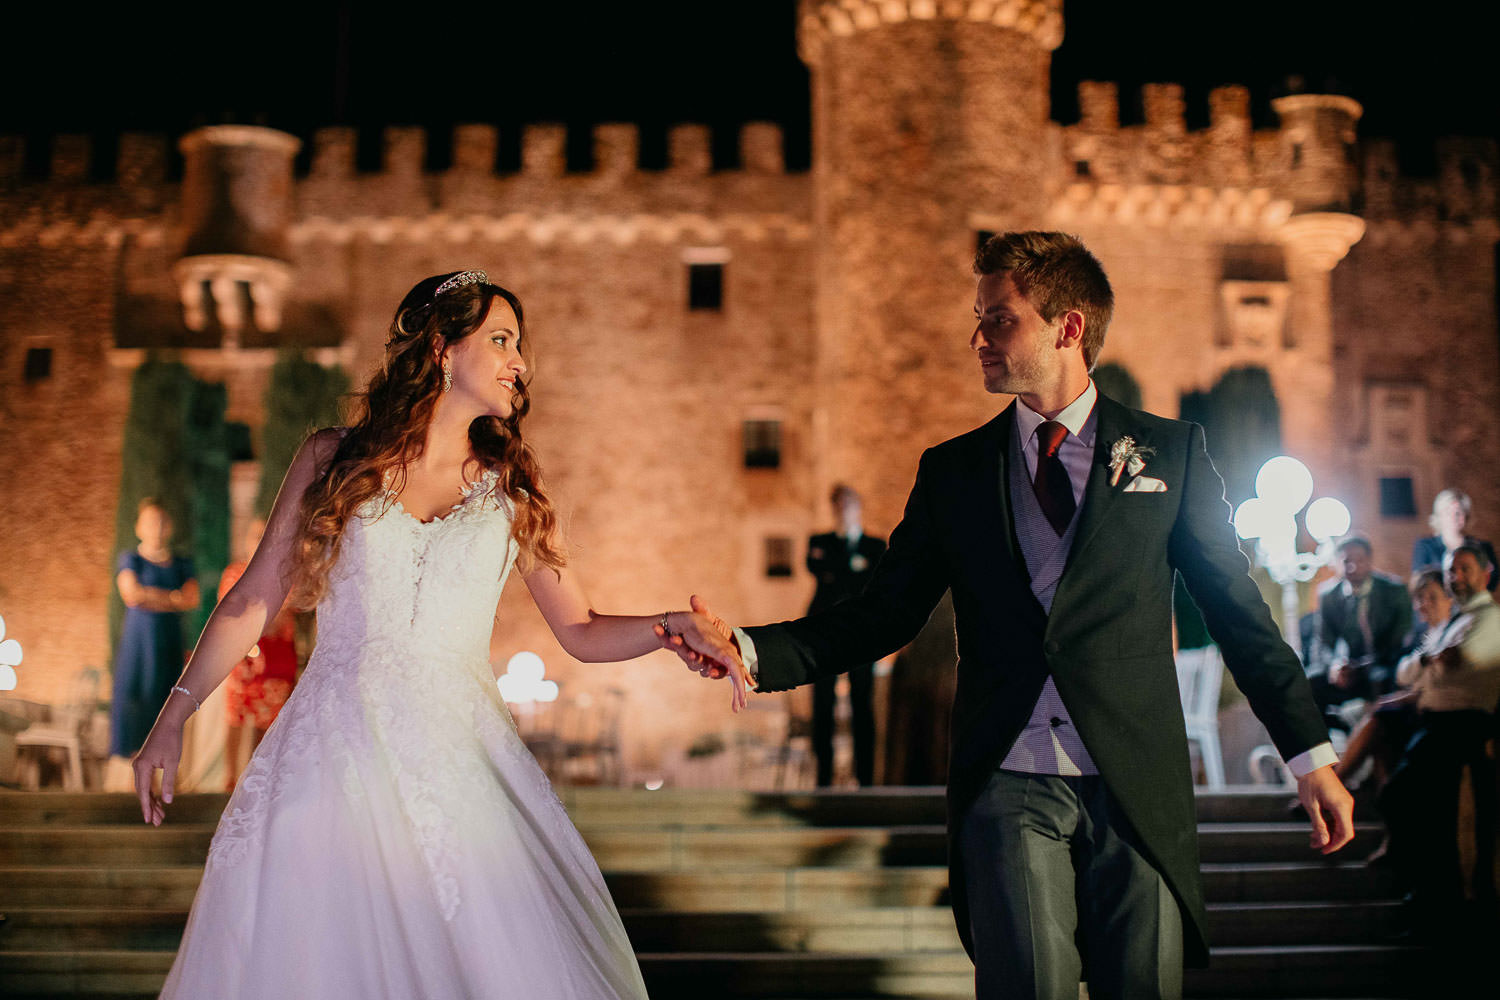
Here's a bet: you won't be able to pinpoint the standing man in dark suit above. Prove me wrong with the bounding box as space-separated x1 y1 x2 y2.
806 484 887 787
1308 535 1414 725
668 232 1354 1000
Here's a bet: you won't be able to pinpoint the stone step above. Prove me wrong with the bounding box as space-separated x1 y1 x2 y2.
0 944 1427 1000
0 860 1397 911
0 951 173 998
0 909 188 952
0 950 978 999
0 787 1376 830
1199 863 1398 904
1181 945 1424 997
0 821 1388 871
0 900 1407 955
0 868 206 909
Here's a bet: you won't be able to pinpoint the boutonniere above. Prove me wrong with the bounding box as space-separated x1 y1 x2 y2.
1108 436 1155 487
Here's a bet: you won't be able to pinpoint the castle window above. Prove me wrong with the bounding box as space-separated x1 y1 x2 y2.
742 419 781 469
1074 160 1091 178
764 537 794 578
23 346 52 382
1378 476 1418 519
687 263 724 311
1291 143 1303 168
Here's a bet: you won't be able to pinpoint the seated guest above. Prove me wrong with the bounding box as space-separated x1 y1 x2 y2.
1379 545 1500 923
1308 535 1413 726
1335 570 1451 793
1413 488 1498 592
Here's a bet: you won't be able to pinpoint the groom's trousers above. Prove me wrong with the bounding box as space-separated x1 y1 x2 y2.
957 769 1183 1000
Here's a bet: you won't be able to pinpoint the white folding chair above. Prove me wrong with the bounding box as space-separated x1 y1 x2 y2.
1175 645 1226 789
15 667 102 790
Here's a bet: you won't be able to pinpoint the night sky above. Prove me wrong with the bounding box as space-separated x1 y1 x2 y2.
4 1 1492 174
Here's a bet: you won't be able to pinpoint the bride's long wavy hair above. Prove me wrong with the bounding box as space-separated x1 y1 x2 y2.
290 272 565 608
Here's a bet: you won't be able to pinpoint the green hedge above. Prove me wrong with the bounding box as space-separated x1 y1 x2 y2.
255 351 351 516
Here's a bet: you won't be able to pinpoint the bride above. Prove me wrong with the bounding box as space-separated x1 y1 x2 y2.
132 270 750 998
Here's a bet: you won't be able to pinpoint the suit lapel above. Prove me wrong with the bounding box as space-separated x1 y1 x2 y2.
1064 394 1133 570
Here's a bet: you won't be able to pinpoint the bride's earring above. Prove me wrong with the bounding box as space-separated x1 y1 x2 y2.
441 358 453 392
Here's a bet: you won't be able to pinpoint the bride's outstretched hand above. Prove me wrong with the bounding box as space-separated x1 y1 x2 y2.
132 721 184 826
653 594 752 712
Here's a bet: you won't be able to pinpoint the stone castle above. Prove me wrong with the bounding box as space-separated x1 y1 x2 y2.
1 0 1496 773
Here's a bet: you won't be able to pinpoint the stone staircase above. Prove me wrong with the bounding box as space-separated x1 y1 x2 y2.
0 786 1421 998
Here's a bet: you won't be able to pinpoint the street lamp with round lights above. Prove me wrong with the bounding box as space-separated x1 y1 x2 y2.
1233 456 1351 652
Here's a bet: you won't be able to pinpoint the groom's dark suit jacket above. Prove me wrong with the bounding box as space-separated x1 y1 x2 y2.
746 394 1329 965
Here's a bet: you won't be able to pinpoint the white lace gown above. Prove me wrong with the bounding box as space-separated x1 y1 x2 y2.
161 475 649 999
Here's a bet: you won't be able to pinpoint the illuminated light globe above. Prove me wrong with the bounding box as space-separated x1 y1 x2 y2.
1233 497 1270 540
1305 497 1352 542
0 614 20 692
498 651 558 704
1255 456 1314 514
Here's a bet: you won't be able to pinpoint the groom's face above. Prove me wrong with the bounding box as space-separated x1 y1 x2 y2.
971 271 1061 396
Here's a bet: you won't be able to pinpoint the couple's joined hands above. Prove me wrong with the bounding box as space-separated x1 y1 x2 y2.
654 595 752 711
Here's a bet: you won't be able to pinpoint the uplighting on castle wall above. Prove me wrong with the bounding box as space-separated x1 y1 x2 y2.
0 614 23 691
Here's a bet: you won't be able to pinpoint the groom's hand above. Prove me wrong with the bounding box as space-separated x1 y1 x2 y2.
1296 764 1355 854
653 595 751 712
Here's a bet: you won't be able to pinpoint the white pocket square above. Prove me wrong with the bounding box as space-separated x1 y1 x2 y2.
1122 475 1168 493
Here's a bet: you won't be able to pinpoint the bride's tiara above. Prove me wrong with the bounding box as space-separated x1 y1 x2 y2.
434 270 488 298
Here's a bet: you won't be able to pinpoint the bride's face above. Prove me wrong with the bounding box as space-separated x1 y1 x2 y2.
441 299 527 419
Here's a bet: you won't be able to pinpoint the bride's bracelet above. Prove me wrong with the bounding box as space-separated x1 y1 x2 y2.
170 684 202 713
659 611 675 638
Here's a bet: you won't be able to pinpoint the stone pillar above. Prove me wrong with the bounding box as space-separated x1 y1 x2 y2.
1276 212 1365 490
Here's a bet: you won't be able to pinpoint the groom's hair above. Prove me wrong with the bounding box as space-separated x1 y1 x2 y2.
974 231 1114 371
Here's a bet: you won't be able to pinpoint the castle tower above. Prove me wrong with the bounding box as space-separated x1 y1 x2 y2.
799 0 1064 527
1271 95 1365 494
1271 94 1362 215
173 125 301 345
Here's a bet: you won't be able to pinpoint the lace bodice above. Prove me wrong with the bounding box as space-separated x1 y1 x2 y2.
316 471 518 672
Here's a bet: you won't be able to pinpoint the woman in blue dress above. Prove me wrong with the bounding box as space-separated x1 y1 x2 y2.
110 498 199 758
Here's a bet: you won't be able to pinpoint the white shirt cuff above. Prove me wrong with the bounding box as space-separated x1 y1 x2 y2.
732 626 760 687
1285 742 1339 777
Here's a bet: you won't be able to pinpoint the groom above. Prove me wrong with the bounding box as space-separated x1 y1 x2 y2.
678 232 1354 999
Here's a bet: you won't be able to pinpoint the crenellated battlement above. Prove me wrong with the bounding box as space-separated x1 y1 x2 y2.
1 106 1495 238
0 120 794 187
0 121 808 240
1058 81 1499 225
796 0 1064 64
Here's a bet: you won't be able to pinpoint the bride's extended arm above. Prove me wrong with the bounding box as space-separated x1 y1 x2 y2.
522 565 750 710
132 429 341 825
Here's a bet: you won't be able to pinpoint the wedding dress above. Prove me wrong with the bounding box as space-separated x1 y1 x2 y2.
161 472 649 999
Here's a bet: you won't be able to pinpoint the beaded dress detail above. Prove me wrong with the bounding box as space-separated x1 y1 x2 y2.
161 472 648 999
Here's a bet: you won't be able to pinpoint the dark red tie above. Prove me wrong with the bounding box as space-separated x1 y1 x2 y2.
1033 421 1076 536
